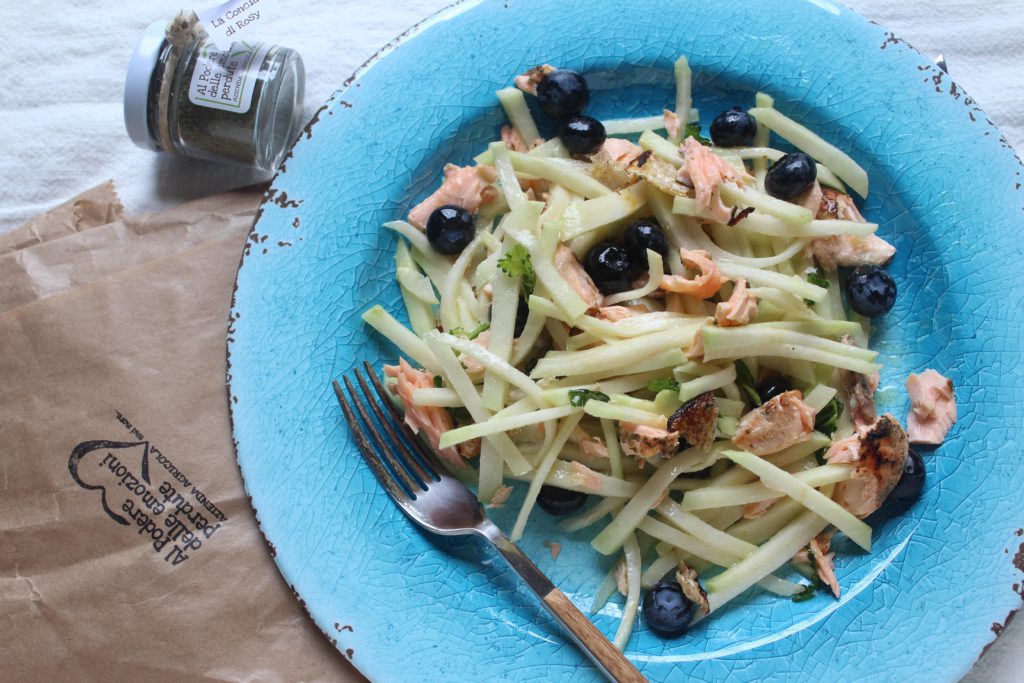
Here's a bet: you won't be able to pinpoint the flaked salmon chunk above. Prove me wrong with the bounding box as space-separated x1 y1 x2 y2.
555 244 603 309
384 359 461 467
677 138 754 224
714 278 758 327
732 390 815 455
408 164 495 229
619 422 680 466
661 249 725 299
826 414 909 518
906 369 956 444
514 64 555 96
809 188 895 270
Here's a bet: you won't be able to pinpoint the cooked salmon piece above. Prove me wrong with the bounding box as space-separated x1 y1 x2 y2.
592 138 644 190
601 138 644 165
742 499 776 519
838 334 880 428
457 330 490 374
408 164 495 229
514 64 555 96
677 137 754 224
570 461 605 492
488 485 513 509
667 391 719 450
906 369 957 444
732 390 815 455
663 109 681 141
791 532 839 595
714 278 758 327
384 359 461 466
501 125 529 152
794 181 823 213
685 317 714 359
809 187 895 270
555 244 603 309
597 305 646 322
572 426 610 460
826 414 909 518
661 249 725 299
675 561 710 615
619 422 680 466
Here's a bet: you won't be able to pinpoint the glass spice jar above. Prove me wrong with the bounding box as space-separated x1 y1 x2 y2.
124 13 305 172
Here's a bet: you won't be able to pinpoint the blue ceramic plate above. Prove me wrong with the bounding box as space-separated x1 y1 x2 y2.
227 1 1024 680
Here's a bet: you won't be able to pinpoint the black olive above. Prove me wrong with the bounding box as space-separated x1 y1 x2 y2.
764 152 817 200
845 265 897 317
756 375 791 404
583 243 638 295
425 205 474 254
623 218 669 262
536 485 588 515
536 69 589 121
642 581 695 638
710 108 758 147
561 115 606 155
887 448 925 510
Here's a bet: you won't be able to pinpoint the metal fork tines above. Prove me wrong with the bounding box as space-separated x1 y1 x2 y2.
332 361 646 683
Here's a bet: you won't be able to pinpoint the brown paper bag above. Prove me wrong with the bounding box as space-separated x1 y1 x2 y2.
0 181 124 256
0 188 364 682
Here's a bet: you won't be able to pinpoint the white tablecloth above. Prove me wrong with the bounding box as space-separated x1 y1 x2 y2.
0 1 1020 680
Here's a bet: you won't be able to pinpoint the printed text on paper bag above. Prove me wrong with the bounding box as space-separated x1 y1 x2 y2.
67 410 229 567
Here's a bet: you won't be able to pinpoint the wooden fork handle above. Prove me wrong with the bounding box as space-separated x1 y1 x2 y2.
478 520 647 683
542 587 648 683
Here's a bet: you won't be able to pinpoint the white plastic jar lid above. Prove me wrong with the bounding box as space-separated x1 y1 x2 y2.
123 20 170 151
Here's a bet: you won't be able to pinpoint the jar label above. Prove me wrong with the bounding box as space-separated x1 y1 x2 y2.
188 41 272 114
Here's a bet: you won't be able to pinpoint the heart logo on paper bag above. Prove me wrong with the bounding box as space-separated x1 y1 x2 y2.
68 440 153 525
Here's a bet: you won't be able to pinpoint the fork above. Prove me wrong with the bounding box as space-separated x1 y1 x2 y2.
333 362 646 683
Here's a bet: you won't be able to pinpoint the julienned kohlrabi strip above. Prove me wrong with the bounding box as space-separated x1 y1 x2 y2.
747 106 869 197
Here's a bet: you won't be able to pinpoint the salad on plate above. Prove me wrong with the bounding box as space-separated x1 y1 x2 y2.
360 54 958 647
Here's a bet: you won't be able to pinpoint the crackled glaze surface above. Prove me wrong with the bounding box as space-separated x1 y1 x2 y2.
227 0 1024 680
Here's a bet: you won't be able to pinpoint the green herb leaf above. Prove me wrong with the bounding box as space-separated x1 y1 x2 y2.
647 377 681 393
804 268 830 305
806 268 831 290
684 122 711 145
814 447 828 466
791 574 822 603
497 245 536 296
568 389 611 408
814 396 844 437
433 375 444 388
734 361 762 407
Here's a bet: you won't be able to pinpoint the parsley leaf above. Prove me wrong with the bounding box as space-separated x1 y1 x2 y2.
814 447 828 466
791 574 823 603
433 375 444 388
497 245 536 296
806 268 831 290
684 122 711 145
648 377 681 393
734 360 762 407
568 389 611 407
814 396 844 437
804 268 830 306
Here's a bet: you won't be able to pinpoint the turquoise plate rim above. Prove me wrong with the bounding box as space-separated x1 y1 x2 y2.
227 1 1024 681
